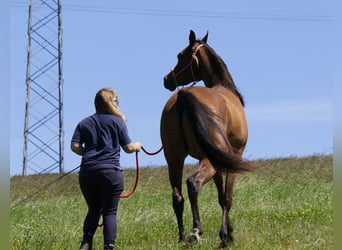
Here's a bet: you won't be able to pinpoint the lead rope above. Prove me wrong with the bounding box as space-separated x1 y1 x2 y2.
121 145 163 198
98 145 163 227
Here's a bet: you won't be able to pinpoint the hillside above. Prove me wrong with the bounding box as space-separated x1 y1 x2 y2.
10 155 333 249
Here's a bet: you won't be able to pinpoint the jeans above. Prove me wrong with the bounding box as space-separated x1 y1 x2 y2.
79 169 124 248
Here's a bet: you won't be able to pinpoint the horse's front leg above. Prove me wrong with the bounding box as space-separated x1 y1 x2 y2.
186 158 216 243
214 172 236 248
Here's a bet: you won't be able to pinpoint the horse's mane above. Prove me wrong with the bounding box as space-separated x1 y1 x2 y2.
199 41 245 106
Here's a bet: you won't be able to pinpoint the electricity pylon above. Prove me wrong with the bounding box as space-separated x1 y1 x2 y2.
22 0 64 175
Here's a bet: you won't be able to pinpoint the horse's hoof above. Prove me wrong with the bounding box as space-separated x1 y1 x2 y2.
218 236 235 249
186 228 201 243
218 241 228 249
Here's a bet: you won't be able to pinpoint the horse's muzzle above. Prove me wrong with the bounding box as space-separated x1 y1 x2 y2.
163 74 176 91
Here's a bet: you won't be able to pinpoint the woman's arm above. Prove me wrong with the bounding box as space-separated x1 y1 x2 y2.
70 142 84 156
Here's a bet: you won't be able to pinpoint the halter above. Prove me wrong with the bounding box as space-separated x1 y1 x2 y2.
171 43 205 88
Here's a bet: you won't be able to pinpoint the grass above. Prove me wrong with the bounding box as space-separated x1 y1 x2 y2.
10 155 333 249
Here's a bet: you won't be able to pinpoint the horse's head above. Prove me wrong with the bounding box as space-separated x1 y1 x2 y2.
164 30 208 91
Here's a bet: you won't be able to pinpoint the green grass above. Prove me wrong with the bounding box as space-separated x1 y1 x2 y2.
10 155 333 249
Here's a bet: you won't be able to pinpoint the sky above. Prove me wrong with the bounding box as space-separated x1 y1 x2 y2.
9 1 335 176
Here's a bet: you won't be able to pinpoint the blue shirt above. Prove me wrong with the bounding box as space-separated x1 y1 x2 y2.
71 113 131 172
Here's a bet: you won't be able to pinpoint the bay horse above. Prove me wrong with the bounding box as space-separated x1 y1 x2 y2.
160 30 254 248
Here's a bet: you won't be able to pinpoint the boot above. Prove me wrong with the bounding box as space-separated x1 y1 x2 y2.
104 243 115 250
80 240 92 250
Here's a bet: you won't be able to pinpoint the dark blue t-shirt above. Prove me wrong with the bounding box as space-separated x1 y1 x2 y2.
71 113 131 172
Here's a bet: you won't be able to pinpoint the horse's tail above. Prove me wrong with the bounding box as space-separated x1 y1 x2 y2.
176 89 254 173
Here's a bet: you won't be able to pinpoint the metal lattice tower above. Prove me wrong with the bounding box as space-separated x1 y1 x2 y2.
22 0 64 175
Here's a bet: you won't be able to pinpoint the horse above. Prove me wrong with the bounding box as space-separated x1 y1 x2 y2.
160 30 254 248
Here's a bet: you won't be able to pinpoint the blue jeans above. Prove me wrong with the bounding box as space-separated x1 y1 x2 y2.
79 169 124 248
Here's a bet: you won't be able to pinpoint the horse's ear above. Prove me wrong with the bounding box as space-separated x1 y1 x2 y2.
202 31 209 43
189 30 196 45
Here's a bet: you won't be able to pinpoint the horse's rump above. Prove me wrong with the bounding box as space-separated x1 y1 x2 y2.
176 88 253 173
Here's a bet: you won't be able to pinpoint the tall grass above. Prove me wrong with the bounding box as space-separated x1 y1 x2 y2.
10 155 333 249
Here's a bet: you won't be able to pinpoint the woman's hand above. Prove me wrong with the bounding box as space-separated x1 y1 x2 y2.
123 142 141 153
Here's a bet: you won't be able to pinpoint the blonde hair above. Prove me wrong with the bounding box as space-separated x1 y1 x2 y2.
94 88 126 121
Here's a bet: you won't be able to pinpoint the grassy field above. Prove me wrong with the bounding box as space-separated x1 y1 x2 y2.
10 155 333 249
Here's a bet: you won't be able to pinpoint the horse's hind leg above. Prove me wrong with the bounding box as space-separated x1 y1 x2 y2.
214 172 236 248
186 158 216 243
167 158 186 242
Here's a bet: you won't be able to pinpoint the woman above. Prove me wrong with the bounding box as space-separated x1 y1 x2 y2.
71 88 141 250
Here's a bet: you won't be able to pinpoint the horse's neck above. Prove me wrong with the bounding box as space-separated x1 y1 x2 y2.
203 71 234 89
203 71 245 106
202 53 234 87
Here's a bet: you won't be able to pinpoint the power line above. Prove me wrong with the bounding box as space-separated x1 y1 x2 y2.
11 1 333 22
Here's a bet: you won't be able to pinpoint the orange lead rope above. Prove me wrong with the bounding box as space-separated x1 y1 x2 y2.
98 145 163 227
